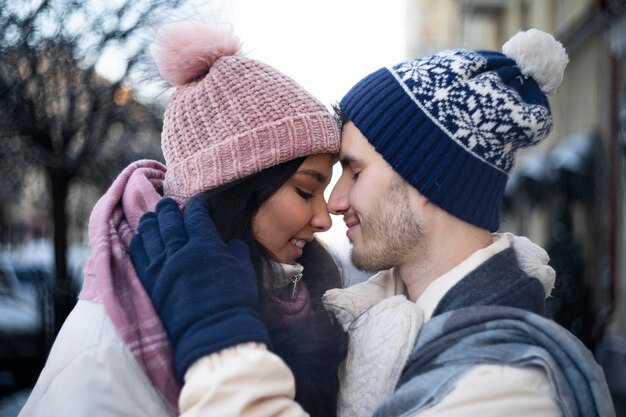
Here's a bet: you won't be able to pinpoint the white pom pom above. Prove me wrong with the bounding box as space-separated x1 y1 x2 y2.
150 20 240 86
502 28 569 95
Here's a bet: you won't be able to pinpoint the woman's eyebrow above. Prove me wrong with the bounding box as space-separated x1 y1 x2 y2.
295 169 327 183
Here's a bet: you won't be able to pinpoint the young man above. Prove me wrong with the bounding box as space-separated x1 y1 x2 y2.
129 29 615 417
318 28 614 417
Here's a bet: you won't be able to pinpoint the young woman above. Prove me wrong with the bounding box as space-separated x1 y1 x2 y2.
200 153 349 417
19 20 346 417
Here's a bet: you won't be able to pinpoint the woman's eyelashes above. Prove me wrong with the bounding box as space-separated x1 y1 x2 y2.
295 187 314 200
352 171 360 181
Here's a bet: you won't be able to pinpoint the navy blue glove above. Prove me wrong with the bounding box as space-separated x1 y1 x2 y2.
130 196 272 381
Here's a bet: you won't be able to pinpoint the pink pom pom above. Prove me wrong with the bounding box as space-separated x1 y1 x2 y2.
150 21 240 86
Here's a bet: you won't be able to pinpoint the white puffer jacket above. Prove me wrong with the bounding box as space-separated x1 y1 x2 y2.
19 300 174 417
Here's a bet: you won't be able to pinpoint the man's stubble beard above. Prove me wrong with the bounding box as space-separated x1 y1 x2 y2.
350 175 424 272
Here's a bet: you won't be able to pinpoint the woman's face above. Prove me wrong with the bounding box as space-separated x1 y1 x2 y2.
252 153 334 264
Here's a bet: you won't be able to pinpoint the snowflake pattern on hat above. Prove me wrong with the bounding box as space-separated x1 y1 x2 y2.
391 49 552 173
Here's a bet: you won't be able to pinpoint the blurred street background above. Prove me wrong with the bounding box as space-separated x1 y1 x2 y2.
1 0 625 415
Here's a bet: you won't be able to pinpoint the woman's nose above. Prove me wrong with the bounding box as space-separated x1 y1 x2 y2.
310 198 332 232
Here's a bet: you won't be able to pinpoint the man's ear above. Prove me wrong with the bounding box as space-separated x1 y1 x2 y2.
406 186 430 212
411 186 430 207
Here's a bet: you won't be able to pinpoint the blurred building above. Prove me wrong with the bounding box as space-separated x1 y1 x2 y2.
407 0 626 404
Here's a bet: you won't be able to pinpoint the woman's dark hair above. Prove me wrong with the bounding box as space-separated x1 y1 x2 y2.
203 157 348 417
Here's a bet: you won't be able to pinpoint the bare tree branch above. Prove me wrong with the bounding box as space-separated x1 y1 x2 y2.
0 0 191 330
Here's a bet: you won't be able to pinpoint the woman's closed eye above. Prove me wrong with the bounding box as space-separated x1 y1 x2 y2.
295 188 314 200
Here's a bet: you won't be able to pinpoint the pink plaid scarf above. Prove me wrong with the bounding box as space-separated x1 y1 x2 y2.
79 160 180 413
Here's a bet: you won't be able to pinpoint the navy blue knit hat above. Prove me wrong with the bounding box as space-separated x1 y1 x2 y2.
340 29 568 231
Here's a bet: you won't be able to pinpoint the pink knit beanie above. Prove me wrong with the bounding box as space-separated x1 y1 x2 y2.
151 21 341 201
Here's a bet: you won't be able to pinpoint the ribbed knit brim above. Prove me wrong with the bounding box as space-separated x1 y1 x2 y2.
340 68 507 232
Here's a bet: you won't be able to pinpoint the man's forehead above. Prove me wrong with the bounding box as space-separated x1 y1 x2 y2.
339 122 380 163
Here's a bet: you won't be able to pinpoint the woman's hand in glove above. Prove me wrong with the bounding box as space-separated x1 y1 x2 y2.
129 195 272 381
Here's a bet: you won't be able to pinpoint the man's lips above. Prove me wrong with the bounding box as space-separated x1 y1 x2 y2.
344 219 360 240
344 218 359 229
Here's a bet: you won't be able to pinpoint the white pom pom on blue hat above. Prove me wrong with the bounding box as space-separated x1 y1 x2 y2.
502 28 569 95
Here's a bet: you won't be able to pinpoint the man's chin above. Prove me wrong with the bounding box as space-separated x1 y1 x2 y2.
350 249 383 273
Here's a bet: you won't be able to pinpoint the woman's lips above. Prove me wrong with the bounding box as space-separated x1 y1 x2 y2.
289 238 306 249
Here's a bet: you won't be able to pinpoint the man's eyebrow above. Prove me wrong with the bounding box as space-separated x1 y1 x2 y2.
296 169 328 183
339 155 354 167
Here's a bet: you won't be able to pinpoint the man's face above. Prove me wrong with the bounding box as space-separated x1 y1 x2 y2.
328 122 424 272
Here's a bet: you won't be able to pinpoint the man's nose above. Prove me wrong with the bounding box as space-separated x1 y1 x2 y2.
328 175 350 215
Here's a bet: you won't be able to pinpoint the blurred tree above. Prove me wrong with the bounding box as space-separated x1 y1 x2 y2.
0 0 184 332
